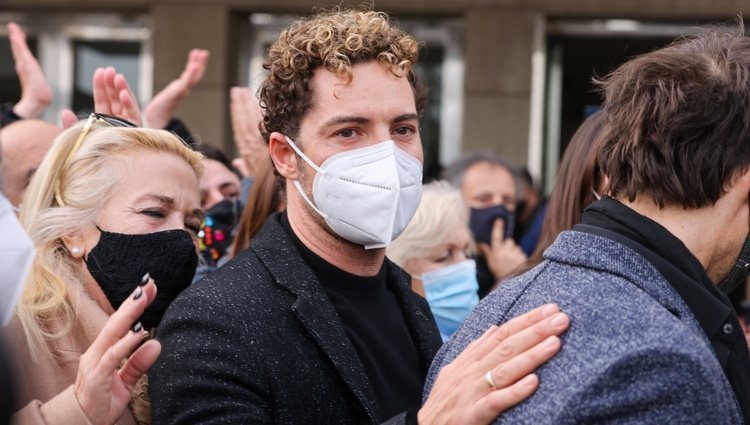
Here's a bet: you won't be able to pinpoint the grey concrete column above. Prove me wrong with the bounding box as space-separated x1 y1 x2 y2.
462 9 537 166
151 3 233 151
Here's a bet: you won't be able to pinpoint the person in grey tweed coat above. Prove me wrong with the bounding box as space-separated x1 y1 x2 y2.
425 26 750 424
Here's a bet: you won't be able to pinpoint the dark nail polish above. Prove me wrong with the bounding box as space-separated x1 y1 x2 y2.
135 332 151 348
133 286 143 300
139 273 150 286
131 322 143 333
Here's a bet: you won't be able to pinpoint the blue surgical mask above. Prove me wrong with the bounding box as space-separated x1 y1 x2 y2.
418 259 480 341
469 204 515 245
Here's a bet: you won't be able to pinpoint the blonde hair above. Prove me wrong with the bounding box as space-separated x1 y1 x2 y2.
17 122 203 360
387 181 471 270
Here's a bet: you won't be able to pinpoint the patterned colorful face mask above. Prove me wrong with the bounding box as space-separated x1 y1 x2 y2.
198 198 242 265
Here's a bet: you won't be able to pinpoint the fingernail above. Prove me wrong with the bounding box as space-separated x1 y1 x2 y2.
521 373 538 388
550 312 568 329
543 336 559 351
139 273 150 286
133 286 143 300
131 322 142 333
541 304 558 317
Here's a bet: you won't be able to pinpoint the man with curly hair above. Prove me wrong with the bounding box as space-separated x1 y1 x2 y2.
150 8 570 425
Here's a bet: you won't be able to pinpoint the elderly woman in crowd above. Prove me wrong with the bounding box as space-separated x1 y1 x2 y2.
6 96 203 424
387 181 479 341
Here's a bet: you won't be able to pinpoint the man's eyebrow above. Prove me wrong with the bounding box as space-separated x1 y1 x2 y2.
219 181 239 191
393 113 419 123
315 114 419 137
316 116 370 136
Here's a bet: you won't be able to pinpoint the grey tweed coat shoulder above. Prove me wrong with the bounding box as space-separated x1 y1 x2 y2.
149 213 442 425
424 229 744 425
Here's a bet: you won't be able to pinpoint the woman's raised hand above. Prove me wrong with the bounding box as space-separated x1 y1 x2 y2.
74 276 161 425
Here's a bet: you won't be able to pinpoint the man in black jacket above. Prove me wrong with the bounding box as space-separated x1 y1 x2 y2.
149 8 570 425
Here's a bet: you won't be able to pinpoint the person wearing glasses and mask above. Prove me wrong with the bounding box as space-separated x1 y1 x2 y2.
4 67 204 425
386 181 479 341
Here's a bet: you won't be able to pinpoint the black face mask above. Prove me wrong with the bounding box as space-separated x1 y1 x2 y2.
718 233 750 294
85 227 198 328
469 204 516 245
199 198 243 265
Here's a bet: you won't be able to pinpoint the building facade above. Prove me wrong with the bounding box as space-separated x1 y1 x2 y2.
0 0 741 187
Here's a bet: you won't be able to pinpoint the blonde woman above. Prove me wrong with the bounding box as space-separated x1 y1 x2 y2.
6 109 203 425
387 181 478 341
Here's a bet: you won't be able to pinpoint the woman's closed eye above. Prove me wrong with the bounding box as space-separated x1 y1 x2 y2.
140 209 166 219
434 251 451 263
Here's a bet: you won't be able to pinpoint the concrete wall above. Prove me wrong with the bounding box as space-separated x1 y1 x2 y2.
151 4 233 148
463 9 536 164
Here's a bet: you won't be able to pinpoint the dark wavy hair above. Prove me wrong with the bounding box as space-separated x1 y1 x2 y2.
597 24 750 208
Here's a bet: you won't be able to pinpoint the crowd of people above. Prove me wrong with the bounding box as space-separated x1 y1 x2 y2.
0 6 749 425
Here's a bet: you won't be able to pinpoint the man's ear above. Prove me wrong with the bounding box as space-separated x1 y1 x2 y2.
269 132 300 180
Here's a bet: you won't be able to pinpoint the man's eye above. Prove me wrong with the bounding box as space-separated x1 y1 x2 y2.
223 190 241 200
394 126 413 136
337 129 356 138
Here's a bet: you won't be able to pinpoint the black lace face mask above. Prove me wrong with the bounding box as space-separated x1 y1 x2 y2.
85 227 198 328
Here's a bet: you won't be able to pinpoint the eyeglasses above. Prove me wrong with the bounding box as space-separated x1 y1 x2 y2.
54 113 137 207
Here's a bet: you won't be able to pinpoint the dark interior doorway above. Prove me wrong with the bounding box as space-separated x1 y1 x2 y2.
548 35 675 162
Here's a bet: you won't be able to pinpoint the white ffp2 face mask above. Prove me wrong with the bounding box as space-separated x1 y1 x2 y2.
0 193 35 326
286 137 423 249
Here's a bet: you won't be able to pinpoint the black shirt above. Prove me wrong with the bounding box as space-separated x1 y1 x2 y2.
577 197 750 423
280 213 424 421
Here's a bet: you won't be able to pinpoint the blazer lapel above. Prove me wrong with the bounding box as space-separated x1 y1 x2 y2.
252 214 379 424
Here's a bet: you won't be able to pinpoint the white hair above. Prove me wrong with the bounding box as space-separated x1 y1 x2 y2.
387 180 470 269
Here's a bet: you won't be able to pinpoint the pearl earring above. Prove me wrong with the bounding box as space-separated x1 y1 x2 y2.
71 247 81 255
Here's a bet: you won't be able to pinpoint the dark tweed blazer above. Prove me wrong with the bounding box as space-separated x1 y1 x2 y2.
425 230 744 425
149 213 442 424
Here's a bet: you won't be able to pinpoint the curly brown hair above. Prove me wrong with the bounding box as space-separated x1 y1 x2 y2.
258 8 426 143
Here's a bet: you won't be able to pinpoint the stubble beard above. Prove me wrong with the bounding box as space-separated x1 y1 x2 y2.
708 230 748 284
